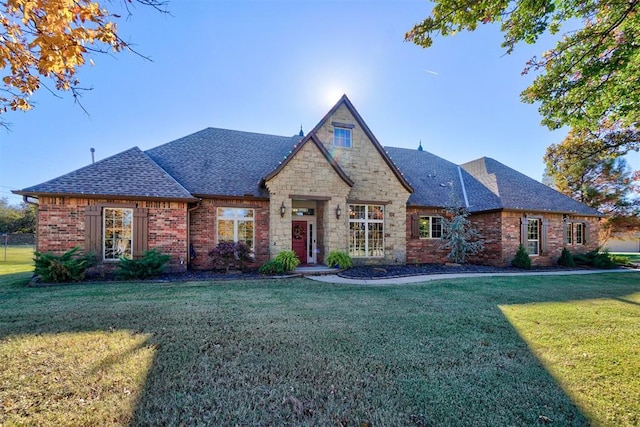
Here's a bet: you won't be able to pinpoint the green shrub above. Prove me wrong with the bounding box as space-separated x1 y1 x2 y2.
274 250 300 272
116 248 171 280
574 248 617 269
610 254 631 266
558 247 576 267
259 259 286 275
325 250 353 269
34 246 95 283
511 244 532 270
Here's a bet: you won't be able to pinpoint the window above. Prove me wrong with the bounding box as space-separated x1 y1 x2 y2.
217 207 255 251
333 127 352 148
419 216 443 239
349 204 384 257
566 222 573 245
576 223 585 245
103 208 133 260
526 218 540 255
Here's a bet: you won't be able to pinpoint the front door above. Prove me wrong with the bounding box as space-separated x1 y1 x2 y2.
292 220 307 264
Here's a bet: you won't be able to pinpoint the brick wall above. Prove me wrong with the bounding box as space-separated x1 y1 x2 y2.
406 208 601 267
188 198 269 270
36 197 188 272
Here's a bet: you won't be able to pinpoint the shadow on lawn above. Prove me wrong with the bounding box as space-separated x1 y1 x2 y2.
1 273 639 425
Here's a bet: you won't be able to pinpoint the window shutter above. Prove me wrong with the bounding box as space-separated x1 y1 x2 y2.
520 217 527 247
133 208 149 259
541 219 549 253
562 220 568 246
583 222 588 245
85 206 101 255
411 214 420 239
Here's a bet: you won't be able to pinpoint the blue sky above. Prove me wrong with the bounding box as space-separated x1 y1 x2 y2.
3 0 629 205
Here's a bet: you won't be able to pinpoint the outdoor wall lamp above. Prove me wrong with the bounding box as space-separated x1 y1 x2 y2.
280 201 286 217
336 204 342 219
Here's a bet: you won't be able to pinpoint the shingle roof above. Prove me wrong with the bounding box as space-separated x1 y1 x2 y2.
461 157 602 216
384 147 501 211
16 147 195 201
146 128 302 198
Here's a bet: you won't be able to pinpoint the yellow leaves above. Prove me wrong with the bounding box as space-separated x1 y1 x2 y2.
1 0 129 116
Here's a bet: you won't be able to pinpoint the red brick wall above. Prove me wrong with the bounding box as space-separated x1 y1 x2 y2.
36 197 188 272
406 208 601 267
188 198 270 270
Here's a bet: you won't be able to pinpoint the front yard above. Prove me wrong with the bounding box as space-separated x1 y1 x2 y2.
0 263 638 425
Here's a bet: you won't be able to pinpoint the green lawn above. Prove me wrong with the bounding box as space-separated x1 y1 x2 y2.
0 263 639 426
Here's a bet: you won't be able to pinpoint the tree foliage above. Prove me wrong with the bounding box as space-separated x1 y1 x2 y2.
0 0 166 123
440 206 484 264
0 197 35 233
406 0 640 156
544 130 639 217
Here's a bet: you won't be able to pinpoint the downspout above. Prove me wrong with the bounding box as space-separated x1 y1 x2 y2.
186 200 201 270
457 166 470 209
23 195 39 251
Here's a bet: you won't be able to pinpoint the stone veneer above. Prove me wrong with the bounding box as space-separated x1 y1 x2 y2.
311 104 411 264
36 196 188 272
406 207 600 266
265 140 351 260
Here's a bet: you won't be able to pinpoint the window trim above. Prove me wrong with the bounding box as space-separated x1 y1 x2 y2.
348 204 384 258
419 215 443 239
566 222 573 245
216 207 255 252
575 222 585 245
103 207 134 261
527 218 540 256
333 126 352 148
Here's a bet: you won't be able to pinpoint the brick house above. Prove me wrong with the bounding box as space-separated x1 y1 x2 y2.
15 95 601 271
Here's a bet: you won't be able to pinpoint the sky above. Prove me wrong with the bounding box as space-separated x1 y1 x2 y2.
3 0 636 205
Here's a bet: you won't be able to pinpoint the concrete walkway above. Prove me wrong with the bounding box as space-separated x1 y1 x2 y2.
307 268 639 285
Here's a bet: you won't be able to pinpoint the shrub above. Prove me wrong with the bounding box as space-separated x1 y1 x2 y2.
574 248 617 269
34 246 95 283
116 248 171 280
610 254 631 266
209 241 253 273
325 250 352 269
274 250 300 272
558 248 576 267
511 245 532 270
259 259 285 275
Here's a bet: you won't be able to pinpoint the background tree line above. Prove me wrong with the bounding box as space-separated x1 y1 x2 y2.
0 198 36 234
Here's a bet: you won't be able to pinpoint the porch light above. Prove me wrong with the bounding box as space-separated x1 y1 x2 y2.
336 204 342 219
280 201 286 217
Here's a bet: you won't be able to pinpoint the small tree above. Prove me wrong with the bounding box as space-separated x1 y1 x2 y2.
209 241 253 273
439 202 484 264
512 245 532 270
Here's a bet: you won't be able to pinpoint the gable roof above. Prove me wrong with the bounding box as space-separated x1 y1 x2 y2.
461 157 602 216
261 133 354 187
309 95 414 194
146 128 303 198
15 147 195 201
384 147 501 211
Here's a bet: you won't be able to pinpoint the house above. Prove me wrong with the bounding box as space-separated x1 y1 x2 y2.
15 95 601 271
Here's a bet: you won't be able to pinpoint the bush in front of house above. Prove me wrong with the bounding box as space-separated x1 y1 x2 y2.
325 250 353 269
116 248 171 280
511 244 532 270
558 247 576 267
574 248 617 269
34 246 96 283
209 241 253 273
259 259 286 275
273 250 300 272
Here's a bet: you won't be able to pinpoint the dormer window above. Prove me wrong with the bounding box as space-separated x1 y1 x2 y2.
332 122 354 148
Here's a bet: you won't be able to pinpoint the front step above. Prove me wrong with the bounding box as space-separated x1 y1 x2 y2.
294 265 341 276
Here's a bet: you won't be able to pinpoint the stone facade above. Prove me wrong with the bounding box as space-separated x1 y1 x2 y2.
36 196 188 271
312 104 412 264
265 140 351 260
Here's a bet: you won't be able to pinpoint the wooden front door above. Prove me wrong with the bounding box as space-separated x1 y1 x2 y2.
292 220 307 264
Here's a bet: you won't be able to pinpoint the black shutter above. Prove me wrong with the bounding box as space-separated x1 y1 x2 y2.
520 217 527 247
541 219 549 253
